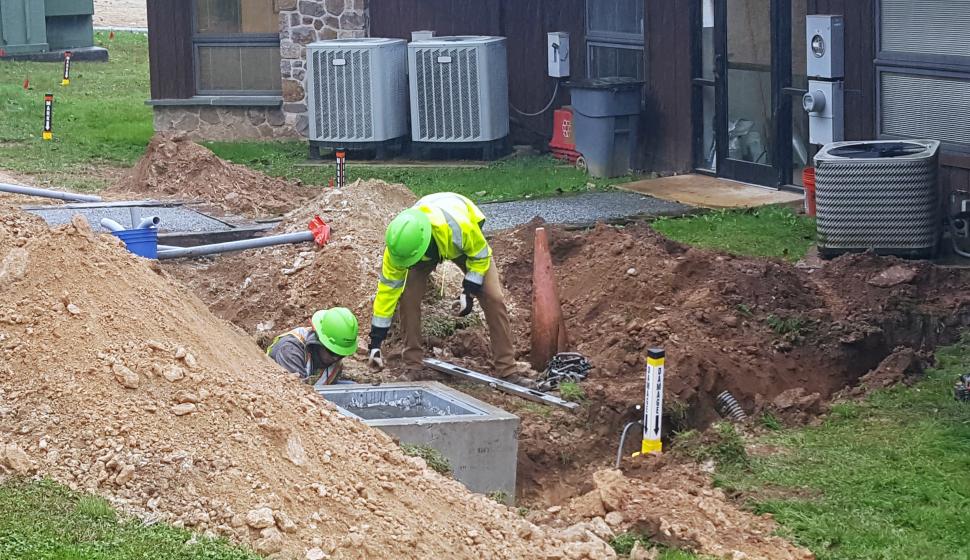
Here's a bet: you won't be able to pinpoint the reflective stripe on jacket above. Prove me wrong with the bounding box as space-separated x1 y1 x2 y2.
267 327 341 385
372 192 491 328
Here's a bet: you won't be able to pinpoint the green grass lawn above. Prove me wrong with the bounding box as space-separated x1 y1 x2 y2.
0 32 626 201
204 140 623 203
652 205 816 261
0 32 153 190
707 336 970 560
0 478 258 559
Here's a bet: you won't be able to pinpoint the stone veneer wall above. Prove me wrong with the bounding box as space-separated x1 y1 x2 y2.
279 0 370 136
153 0 369 140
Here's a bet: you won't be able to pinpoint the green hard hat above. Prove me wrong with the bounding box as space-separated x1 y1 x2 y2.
385 208 432 268
311 308 359 357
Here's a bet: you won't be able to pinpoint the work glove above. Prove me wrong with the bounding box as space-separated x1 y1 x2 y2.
454 279 482 317
368 326 389 370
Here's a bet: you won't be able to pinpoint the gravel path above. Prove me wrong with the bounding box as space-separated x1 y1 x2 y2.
93 0 147 29
481 192 693 233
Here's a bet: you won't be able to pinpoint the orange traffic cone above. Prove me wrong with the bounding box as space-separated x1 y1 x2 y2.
531 227 569 371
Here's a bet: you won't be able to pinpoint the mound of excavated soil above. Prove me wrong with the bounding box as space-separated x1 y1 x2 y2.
167 179 419 350
546 467 814 560
0 209 613 559
482 220 970 504
109 135 314 217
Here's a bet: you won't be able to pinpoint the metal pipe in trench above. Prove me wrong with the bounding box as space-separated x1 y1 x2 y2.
0 182 102 203
156 231 314 260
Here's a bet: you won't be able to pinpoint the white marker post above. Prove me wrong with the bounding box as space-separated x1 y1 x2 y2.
641 348 665 455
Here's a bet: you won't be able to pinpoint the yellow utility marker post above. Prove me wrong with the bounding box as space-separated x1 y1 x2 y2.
42 94 54 141
61 51 72 86
641 348 665 455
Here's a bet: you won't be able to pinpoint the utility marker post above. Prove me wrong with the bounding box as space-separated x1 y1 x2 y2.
335 148 347 189
62 51 72 86
641 348 665 455
42 94 54 141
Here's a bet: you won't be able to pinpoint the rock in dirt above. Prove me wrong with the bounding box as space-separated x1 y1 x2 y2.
255 527 285 555
245 507 276 529
112 363 140 389
171 403 197 416
0 248 29 283
629 541 659 560
771 388 822 412
1 443 31 474
305 547 327 560
867 265 918 288
285 433 308 467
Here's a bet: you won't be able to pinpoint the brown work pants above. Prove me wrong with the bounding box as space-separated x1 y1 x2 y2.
399 258 517 378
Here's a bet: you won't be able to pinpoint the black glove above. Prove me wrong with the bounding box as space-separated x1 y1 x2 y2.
462 279 484 296
369 326 389 350
455 280 482 317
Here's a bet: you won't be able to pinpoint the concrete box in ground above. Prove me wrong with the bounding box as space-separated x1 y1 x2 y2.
316 382 519 500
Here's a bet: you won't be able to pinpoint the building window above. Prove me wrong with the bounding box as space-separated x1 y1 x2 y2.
193 0 281 95
585 0 644 80
877 0 970 150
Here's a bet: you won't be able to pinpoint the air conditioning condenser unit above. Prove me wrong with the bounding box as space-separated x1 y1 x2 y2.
306 38 409 159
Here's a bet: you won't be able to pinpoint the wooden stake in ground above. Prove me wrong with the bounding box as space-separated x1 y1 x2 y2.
530 227 569 371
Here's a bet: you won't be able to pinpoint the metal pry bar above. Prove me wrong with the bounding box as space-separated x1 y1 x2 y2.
422 358 579 412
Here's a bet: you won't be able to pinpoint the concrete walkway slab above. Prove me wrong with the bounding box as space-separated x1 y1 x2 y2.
620 174 804 209
480 191 692 233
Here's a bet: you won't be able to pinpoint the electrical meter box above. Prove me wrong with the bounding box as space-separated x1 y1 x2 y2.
806 15 844 79
0 0 49 54
547 31 570 78
804 80 844 145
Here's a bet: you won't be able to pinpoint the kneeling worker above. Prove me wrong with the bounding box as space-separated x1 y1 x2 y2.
367 192 534 386
268 308 359 385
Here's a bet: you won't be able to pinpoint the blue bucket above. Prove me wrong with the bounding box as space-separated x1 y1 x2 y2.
111 228 158 259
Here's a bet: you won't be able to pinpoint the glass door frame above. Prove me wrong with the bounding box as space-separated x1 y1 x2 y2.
691 0 795 188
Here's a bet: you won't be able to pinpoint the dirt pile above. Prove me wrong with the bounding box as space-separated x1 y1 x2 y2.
168 179 418 349
109 135 314 217
0 208 612 559
477 221 970 504
543 468 814 560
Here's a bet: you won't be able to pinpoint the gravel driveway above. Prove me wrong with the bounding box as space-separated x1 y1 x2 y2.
94 0 147 29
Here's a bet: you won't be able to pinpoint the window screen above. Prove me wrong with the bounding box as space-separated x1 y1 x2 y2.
196 0 278 35
197 46 282 93
587 0 644 40
881 0 970 60
193 0 281 95
585 0 644 79
588 44 645 80
881 72 970 146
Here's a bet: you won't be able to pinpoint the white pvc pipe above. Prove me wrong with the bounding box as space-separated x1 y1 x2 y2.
0 182 102 203
136 216 160 229
156 231 314 260
100 218 126 232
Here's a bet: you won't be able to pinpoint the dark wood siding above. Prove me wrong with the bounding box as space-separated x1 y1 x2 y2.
147 0 195 99
370 0 585 142
642 0 693 173
807 0 876 141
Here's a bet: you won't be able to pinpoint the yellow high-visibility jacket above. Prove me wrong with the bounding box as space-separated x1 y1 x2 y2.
372 193 491 329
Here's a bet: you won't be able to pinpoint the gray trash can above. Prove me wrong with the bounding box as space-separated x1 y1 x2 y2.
568 78 644 178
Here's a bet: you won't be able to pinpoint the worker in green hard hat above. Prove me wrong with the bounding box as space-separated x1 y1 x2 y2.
267 308 359 386
367 192 535 386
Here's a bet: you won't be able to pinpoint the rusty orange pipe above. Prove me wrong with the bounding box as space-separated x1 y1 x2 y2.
531 227 569 371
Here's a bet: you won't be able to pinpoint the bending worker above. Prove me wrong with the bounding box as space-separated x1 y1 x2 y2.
367 192 534 386
268 308 359 385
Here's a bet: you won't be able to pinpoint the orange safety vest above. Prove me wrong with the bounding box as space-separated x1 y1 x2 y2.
267 327 341 385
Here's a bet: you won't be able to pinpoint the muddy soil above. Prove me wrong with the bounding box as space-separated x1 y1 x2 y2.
478 220 970 505
0 207 599 559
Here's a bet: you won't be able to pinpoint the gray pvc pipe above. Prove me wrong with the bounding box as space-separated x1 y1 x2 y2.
136 216 160 229
0 182 102 203
99 218 126 232
156 231 314 260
